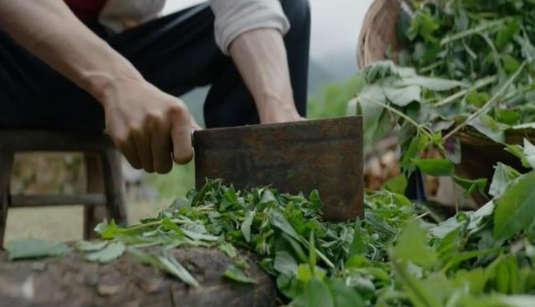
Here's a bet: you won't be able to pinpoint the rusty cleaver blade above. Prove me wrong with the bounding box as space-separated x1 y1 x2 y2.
193 116 363 221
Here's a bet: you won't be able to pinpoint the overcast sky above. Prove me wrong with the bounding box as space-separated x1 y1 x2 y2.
162 0 373 62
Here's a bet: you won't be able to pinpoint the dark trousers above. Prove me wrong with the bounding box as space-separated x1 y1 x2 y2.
0 0 310 131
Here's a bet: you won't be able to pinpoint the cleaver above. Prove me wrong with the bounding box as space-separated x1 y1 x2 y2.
192 116 363 222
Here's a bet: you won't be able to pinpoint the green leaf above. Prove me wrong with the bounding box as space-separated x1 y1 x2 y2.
500 295 535 307
181 229 219 242
400 131 426 172
489 163 521 197
308 231 316 270
357 85 391 147
349 219 366 257
329 280 365 307
223 264 256 284
384 174 408 194
94 220 120 239
6 239 72 261
383 85 421 106
466 90 490 108
442 248 501 273
395 76 465 91
84 241 126 263
218 242 237 258
77 240 107 252
495 108 520 125
241 210 255 243
496 19 520 50
468 115 507 143
494 171 535 241
305 278 334 307
393 221 437 269
270 210 300 241
505 144 531 168
297 264 313 282
159 254 200 288
274 250 298 275
451 268 488 295
392 261 442 307
452 175 488 196
161 218 185 236
523 139 535 169
502 55 521 74
413 158 454 176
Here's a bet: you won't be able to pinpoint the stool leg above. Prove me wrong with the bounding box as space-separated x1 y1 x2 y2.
100 148 127 226
0 152 14 248
83 154 107 240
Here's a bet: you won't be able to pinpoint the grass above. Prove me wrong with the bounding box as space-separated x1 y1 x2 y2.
145 163 195 199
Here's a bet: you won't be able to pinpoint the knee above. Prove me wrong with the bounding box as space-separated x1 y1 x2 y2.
280 0 311 33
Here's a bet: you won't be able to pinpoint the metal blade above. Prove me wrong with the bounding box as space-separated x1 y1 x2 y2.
193 116 363 221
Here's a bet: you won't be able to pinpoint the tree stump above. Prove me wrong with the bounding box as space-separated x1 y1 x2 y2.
0 247 276 307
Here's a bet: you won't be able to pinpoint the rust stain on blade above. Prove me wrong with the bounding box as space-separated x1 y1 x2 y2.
193 116 364 221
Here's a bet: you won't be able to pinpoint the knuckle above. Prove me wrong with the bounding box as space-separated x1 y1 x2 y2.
146 111 164 124
114 137 128 147
128 125 143 137
169 103 186 117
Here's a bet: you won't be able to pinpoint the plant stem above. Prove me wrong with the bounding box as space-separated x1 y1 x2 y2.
443 61 527 140
359 96 434 140
440 19 507 46
298 236 335 268
435 76 497 107
419 60 443 74
120 221 161 233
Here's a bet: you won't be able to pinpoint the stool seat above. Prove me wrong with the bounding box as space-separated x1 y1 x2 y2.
0 130 127 247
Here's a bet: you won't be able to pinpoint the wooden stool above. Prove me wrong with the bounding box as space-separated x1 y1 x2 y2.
0 130 127 247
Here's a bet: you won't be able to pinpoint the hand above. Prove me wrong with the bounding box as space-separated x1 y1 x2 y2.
101 78 201 174
258 99 304 124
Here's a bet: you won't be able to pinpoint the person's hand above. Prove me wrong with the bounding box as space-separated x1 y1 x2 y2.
101 79 201 174
258 100 304 124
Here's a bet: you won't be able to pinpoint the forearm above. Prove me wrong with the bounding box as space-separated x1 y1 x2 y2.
229 29 300 123
0 0 142 105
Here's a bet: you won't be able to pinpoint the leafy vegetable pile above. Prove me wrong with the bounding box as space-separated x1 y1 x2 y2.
9 150 535 307
353 0 535 157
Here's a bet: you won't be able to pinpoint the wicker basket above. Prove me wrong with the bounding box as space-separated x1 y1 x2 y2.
357 0 412 68
358 0 535 204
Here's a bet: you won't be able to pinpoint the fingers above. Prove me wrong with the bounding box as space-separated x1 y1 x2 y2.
133 130 154 173
116 138 142 170
171 109 194 165
151 124 173 174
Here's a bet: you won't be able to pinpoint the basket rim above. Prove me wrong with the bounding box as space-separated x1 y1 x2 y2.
457 129 535 146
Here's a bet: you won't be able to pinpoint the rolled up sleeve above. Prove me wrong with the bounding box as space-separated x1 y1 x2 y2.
210 0 290 54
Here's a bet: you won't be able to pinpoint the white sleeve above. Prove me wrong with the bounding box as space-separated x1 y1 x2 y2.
98 0 166 33
209 0 290 55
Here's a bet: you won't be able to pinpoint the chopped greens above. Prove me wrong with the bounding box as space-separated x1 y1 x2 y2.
84 172 535 306
6 239 71 261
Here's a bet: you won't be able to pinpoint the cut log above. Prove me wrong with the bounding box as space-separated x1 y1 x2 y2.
0 247 276 307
